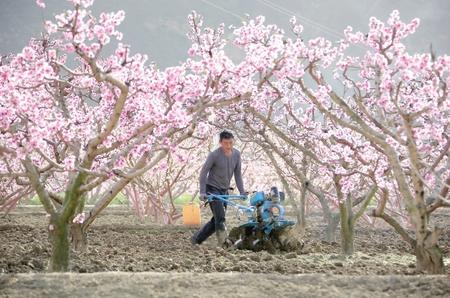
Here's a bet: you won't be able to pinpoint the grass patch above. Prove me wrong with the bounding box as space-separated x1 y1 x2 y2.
23 191 199 206
174 194 199 205
110 192 128 205
25 192 129 205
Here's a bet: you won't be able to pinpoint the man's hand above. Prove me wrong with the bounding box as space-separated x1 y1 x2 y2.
200 193 208 202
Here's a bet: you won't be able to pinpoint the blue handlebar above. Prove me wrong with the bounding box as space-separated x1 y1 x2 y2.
206 194 254 213
207 194 247 201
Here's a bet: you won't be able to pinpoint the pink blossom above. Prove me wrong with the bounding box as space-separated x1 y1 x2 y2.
72 212 86 224
36 0 45 8
44 21 57 34
21 46 36 61
47 49 57 60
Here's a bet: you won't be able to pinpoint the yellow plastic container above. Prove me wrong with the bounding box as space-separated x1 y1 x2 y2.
182 203 201 226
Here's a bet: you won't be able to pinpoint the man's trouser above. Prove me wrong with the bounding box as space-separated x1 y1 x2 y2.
192 185 228 244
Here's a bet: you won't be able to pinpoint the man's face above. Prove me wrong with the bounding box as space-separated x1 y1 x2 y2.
220 138 234 151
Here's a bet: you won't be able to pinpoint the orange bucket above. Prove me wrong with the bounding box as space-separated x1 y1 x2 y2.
182 203 201 226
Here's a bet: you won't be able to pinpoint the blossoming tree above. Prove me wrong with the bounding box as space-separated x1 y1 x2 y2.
1 0 448 274
189 10 449 272
124 138 207 223
0 0 250 271
229 12 449 272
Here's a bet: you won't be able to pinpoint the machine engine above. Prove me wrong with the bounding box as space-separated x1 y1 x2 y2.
227 186 302 252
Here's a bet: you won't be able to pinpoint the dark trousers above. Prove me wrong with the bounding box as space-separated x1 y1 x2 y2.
192 185 228 244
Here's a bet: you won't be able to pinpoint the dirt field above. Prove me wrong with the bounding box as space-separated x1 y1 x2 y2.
1 207 450 297
2 272 450 298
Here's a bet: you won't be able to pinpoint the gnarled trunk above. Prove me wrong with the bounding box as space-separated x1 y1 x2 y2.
48 218 70 272
70 223 88 252
339 199 354 255
325 213 340 243
373 190 445 274
338 188 376 255
412 192 445 273
415 244 444 274
298 185 307 230
415 227 444 274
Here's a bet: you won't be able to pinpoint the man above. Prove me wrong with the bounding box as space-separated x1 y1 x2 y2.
191 130 246 247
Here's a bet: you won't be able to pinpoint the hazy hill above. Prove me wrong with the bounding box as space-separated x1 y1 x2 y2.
1 0 449 68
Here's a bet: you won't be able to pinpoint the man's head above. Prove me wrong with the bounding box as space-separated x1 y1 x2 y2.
219 130 234 151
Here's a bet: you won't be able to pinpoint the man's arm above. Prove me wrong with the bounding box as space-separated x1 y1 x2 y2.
199 152 214 195
234 152 245 195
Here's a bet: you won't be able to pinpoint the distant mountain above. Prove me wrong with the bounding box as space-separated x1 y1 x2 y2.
1 0 449 68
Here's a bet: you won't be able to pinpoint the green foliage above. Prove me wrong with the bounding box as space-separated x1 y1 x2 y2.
26 192 128 206
28 195 43 205
25 192 199 206
174 194 199 205
110 192 128 205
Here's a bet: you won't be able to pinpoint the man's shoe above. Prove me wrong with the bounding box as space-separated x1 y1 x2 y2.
190 234 199 246
216 229 228 247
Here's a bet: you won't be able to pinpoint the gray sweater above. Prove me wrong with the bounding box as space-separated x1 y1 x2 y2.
199 148 245 195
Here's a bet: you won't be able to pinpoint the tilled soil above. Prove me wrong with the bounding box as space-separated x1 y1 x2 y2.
2 272 450 298
1 207 449 275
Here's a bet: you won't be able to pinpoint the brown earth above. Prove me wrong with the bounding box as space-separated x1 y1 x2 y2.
1 208 449 275
1 272 450 298
0 207 449 297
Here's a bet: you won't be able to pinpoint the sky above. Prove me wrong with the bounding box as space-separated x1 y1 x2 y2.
0 0 449 68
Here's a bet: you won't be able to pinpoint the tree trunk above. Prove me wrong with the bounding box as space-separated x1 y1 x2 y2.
372 208 445 274
339 198 354 255
48 176 86 272
49 218 70 272
415 227 445 274
298 185 307 230
325 213 340 243
415 244 444 274
70 223 87 252
312 187 339 243
341 225 354 255
373 187 445 274
412 193 445 274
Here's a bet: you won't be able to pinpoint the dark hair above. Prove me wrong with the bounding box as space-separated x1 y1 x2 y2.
219 130 234 141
